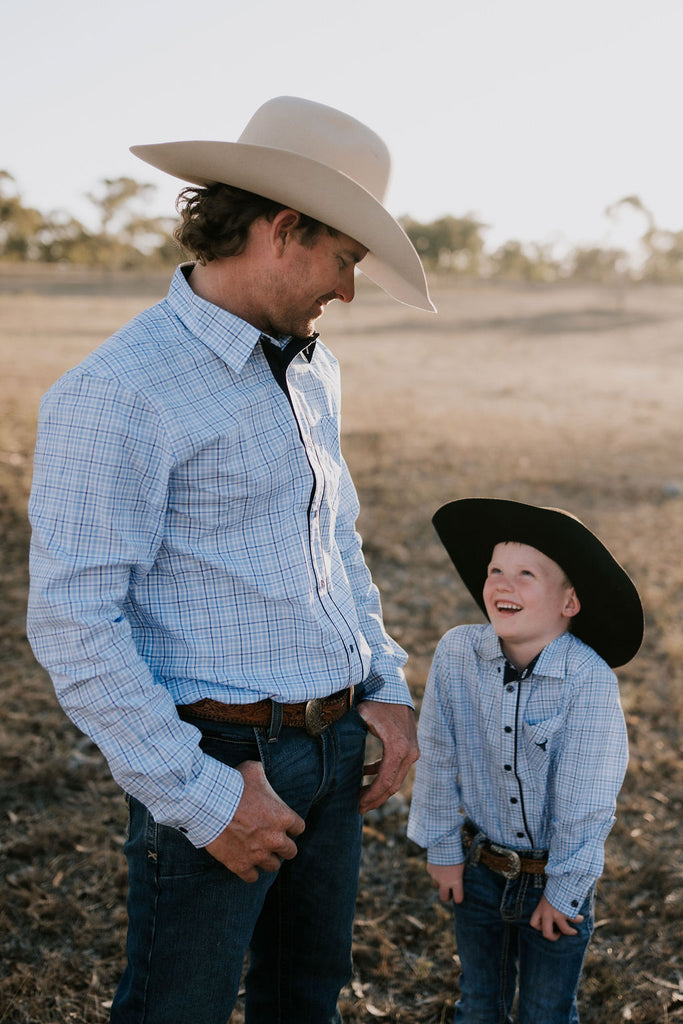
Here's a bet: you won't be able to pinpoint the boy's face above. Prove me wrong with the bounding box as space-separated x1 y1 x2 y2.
483 542 581 661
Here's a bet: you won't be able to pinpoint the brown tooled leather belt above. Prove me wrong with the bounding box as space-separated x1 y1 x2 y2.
462 822 548 880
176 687 353 738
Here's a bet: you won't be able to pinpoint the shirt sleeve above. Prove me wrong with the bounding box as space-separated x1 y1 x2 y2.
27 372 244 847
335 455 412 707
407 635 466 863
543 660 629 916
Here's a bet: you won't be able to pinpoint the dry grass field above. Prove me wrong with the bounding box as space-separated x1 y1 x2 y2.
1 267 681 1023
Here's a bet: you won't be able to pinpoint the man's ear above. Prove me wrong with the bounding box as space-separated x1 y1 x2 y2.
270 209 301 255
563 588 581 619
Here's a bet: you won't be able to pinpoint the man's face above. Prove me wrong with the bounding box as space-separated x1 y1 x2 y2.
482 542 579 657
262 227 368 339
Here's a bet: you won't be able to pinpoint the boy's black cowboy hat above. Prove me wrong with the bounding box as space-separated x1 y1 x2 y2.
432 497 644 668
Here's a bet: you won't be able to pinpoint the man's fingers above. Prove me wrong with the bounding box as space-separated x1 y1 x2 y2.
355 702 419 813
205 760 305 879
284 813 306 838
275 833 300 861
359 771 398 813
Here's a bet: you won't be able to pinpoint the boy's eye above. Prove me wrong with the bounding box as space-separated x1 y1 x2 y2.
520 569 534 577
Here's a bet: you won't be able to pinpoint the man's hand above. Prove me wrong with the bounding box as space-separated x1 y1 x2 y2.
530 893 584 941
205 760 305 883
428 862 465 904
356 701 419 814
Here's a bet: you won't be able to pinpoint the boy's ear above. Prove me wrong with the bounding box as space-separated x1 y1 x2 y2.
563 587 581 618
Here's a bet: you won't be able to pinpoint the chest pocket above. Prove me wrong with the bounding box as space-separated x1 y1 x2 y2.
522 714 565 774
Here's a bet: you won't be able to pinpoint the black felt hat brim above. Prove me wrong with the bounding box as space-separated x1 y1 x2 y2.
432 498 644 668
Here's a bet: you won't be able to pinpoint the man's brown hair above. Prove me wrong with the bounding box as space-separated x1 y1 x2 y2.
174 183 333 263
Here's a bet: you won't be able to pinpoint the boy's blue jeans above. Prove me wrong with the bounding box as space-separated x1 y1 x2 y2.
452 857 595 1024
109 705 368 1024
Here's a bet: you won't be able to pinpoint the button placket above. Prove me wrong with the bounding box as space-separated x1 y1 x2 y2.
288 380 329 594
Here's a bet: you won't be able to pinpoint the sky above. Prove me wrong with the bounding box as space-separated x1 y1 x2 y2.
3 0 682 255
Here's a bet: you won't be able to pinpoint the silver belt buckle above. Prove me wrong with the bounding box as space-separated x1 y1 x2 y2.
304 698 327 738
489 842 521 880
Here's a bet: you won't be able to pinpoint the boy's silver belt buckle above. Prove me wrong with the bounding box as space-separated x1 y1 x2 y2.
486 842 522 880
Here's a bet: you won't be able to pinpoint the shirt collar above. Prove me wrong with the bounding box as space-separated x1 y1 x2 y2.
165 264 318 373
475 622 575 680
532 631 577 679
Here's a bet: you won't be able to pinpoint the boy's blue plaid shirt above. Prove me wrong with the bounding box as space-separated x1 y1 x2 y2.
27 266 409 848
407 624 628 916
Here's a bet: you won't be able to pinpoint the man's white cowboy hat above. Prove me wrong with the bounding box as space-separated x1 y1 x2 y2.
130 95 435 312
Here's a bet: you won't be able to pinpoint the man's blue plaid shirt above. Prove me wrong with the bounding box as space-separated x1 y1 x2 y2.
407 624 628 916
27 266 409 847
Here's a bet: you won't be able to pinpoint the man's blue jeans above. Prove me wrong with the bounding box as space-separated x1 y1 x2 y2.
452 858 595 1024
109 705 368 1024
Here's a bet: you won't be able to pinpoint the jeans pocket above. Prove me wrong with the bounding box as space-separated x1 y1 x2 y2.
153 820 220 880
197 724 262 768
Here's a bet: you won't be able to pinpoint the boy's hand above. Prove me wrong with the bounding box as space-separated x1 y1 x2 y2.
530 893 584 941
428 862 465 903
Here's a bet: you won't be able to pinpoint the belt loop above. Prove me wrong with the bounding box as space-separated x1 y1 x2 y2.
468 831 486 867
267 701 284 744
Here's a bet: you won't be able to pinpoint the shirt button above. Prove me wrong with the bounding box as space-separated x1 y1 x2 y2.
571 900 579 908
504 764 512 772
506 685 514 693
510 797 518 804
504 726 512 733
517 832 524 838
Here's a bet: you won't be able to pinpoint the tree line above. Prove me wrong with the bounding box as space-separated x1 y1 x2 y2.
2 171 682 283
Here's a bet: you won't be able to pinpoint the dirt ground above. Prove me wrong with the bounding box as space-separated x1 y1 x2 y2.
1 269 681 1023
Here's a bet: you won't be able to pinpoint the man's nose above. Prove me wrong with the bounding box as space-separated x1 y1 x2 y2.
335 268 356 303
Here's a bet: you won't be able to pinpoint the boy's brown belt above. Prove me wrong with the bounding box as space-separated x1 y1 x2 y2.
462 822 548 880
176 687 353 738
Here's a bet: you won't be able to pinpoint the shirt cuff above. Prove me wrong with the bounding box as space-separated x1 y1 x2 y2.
153 754 245 849
358 674 414 707
543 874 595 918
426 834 466 865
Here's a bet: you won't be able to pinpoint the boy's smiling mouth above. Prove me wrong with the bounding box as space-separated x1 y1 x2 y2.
495 601 523 613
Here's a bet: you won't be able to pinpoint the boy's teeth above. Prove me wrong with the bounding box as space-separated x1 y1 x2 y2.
497 602 521 611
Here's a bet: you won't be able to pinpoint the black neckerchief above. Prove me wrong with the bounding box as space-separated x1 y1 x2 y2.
503 652 541 685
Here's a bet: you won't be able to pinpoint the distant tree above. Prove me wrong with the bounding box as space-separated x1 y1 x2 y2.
34 211 103 264
82 176 177 267
568 246 626 283
86 177 156 235
0 171 46 259
489 240 561 282
401 214 487 274
604 194 654 233
641 229 683 282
